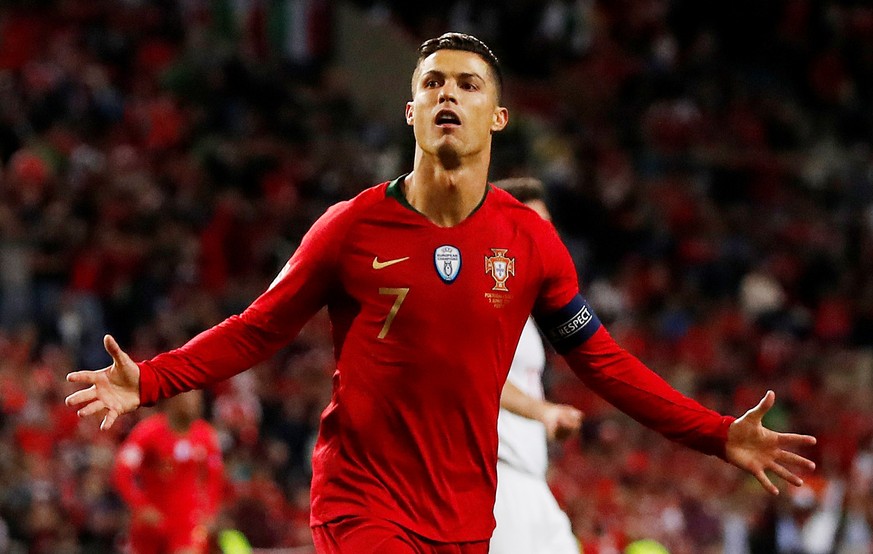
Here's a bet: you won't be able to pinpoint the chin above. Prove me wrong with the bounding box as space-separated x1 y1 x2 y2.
436 143 462 169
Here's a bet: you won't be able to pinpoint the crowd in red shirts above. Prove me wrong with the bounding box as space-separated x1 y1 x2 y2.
1 1 873 552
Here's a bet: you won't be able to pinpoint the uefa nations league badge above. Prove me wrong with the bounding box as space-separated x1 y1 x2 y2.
434 245 461 283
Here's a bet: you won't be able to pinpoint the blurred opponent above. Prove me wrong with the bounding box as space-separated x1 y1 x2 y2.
491 177 582 554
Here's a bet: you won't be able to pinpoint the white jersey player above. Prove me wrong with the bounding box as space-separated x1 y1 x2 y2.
490 178 583 554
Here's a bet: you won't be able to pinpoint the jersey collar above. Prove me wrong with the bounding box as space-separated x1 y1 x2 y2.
385 174 492 219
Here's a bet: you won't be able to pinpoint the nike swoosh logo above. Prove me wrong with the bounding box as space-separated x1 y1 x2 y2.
372 256 410 270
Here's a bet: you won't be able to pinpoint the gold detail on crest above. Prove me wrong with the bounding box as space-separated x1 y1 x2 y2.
484 249 515 292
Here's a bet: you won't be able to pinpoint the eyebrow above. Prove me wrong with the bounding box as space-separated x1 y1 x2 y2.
419 70 486 83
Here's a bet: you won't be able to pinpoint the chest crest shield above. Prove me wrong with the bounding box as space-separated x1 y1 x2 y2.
485 248 515 292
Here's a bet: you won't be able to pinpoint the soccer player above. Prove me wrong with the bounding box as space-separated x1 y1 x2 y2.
67 33 816 554
112 390 224 554
490 177 582 554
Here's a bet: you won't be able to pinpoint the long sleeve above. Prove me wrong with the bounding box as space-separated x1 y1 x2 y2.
528 212 734 458
137 312 304 405
138 201 350 405
563 326 734 458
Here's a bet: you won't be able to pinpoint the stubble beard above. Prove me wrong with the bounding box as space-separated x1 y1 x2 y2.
436 142 462 170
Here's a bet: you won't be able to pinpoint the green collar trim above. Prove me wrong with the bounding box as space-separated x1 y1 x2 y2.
386 174 417 213
385 174 491 218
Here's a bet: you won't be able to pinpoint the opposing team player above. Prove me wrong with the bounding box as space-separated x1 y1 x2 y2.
490 177 582 554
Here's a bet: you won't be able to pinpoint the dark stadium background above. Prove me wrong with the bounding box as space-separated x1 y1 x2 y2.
0 1 871 552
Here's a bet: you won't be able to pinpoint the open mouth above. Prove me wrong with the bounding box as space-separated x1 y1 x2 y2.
435 109 461 127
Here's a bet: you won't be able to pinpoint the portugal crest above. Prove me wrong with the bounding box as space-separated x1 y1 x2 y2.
434 245 462 283
485 248 515 291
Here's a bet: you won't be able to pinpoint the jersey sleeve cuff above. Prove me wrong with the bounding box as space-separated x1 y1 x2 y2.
711 415 736 460
137 361 159 407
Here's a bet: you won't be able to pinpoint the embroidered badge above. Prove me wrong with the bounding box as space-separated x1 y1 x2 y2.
434 245 462 283
484 248 515 292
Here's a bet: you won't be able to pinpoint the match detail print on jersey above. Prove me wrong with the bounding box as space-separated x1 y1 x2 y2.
373 256 410 270
434 245 462 283
535 294 602 353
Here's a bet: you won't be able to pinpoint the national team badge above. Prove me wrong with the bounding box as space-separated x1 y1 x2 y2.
434 245 462 283
485 248 515 291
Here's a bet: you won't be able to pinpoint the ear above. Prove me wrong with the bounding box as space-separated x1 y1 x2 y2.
405 101 415 126
491 106 509 133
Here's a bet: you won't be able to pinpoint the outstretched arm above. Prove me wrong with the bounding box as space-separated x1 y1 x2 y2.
560 325 816 494
531 209 816 494
66 335 141 430
65 200 348 429
501 381 583 441
725 390 816 495
64 310 292 429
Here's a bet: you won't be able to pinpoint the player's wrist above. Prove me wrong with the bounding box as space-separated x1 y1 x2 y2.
533 401 553 424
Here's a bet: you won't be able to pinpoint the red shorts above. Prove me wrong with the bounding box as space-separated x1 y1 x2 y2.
311 516 489 554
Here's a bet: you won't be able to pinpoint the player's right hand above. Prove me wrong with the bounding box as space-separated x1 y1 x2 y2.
65 334 141 430
540 403 583 441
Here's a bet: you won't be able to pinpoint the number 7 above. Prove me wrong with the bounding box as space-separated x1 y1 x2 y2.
378 287 409 339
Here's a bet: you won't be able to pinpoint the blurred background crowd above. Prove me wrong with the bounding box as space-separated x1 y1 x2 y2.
1 0 873 552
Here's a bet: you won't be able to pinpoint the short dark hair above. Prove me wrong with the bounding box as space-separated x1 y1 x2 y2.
415 32 503 102
493 177 545 204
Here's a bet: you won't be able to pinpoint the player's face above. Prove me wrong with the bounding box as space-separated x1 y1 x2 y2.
406 50 508 160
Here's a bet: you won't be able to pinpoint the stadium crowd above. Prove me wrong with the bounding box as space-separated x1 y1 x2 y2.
0 1 872 552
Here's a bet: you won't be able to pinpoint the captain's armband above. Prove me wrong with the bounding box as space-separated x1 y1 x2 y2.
535 294 602 354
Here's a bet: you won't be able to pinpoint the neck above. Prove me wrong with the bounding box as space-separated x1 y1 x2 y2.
168 414 194 432
404 146 491 227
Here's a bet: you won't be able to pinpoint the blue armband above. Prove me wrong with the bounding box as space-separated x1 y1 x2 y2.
535 294 602 354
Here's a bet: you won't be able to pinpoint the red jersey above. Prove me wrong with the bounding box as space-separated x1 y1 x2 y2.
138 177 733 542
113 414 223 526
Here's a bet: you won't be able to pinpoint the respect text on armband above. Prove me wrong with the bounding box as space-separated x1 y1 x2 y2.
536 295 602 353
546 306 593 343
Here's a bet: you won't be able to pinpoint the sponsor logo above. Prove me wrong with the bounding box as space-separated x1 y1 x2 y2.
372 256 410 270
434 245 462 283
484 248 515 292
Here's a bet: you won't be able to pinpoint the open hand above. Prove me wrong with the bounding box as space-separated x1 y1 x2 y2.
65 335 141 430
725 390 817 495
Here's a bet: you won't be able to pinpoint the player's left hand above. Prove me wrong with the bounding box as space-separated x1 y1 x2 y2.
725 390 816 495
